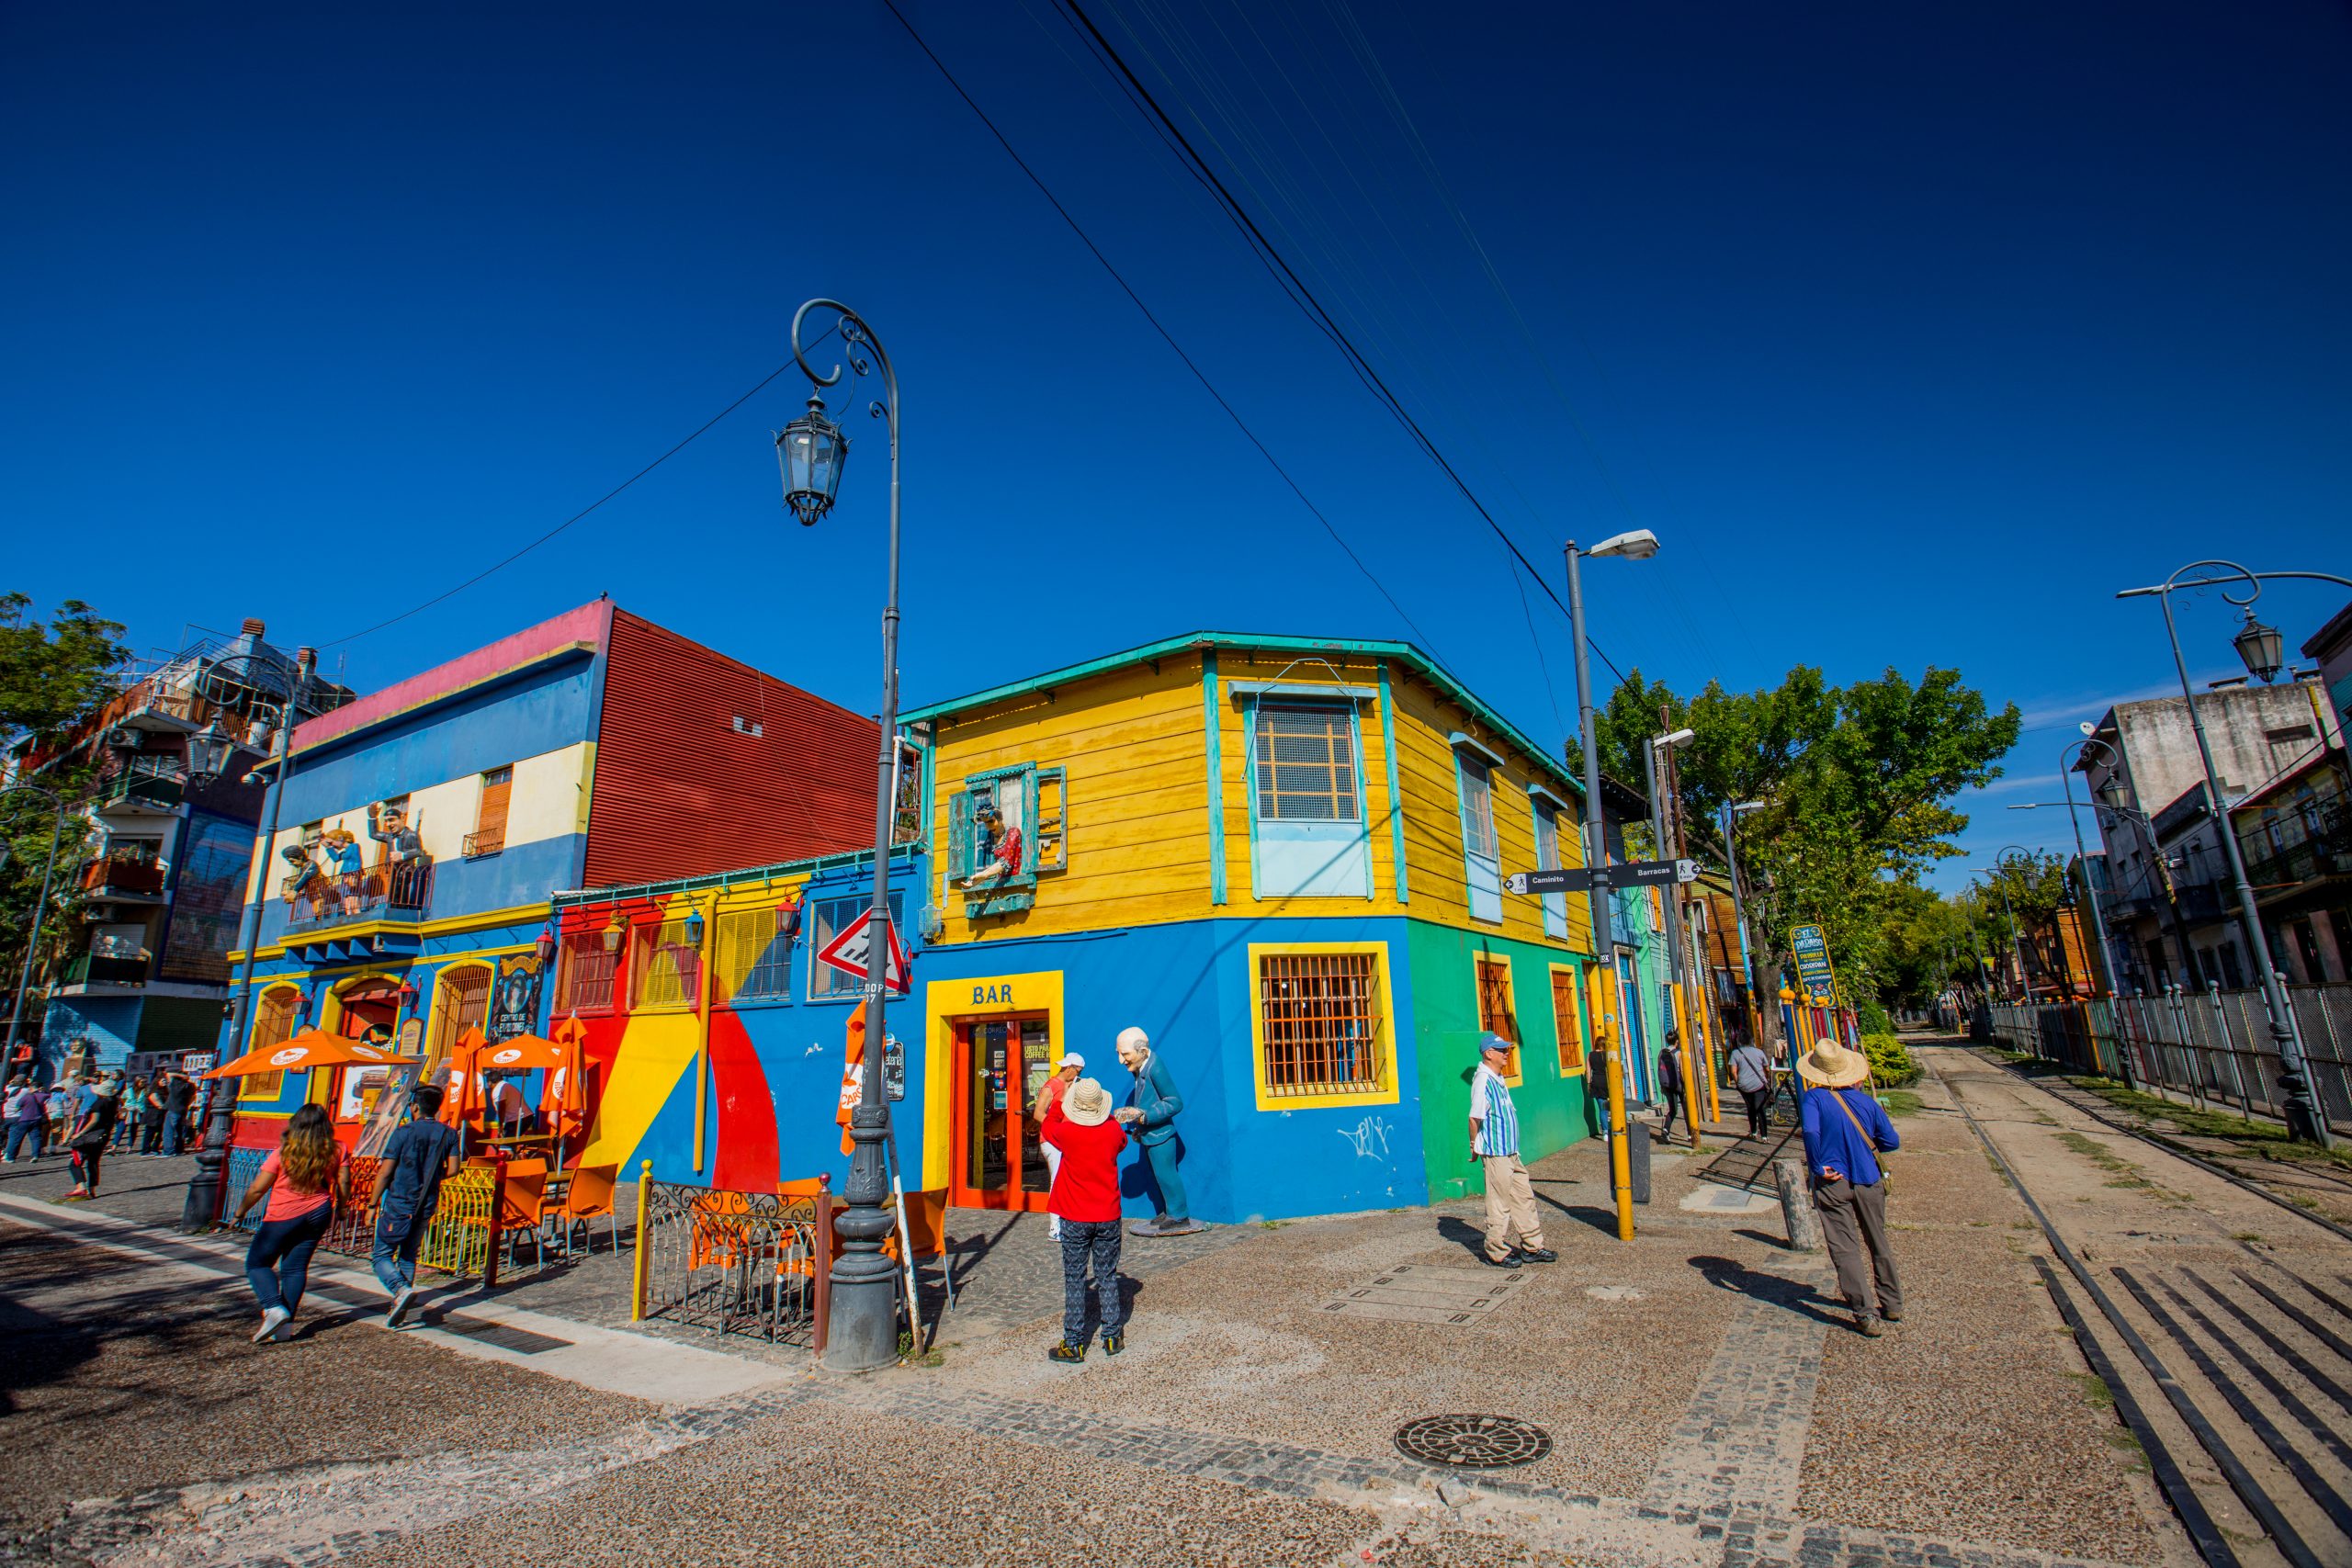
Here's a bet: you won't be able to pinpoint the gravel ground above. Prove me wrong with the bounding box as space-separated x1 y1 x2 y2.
341 1402 1385 1568
0 1220 652 1539
1795 1056 2168 1563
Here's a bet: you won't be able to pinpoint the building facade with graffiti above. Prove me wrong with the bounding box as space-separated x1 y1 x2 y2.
220 600 880 1149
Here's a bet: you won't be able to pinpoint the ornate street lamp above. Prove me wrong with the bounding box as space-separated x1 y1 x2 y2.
2117 558 2352 1146
185 721 236 785
786 298 906 1368
2233 611 2286 684
776 395 849 526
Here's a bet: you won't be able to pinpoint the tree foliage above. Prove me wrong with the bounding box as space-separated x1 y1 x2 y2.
1589 662 2021 1003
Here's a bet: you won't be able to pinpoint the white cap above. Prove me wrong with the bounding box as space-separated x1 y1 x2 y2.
1116 1025 1150 1054
1059 1052 1085 1069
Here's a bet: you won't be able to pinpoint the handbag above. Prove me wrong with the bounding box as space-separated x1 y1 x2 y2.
1828 1089 1891 1191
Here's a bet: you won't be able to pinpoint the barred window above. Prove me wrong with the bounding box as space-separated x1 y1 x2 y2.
1254 705 1358 822
630 919 703 1010
553 931 618 1014
1458 755 1498 860
718 905 797 1002
429 964 492 1062
1258 949 1385 1097
241 985 302 1100
1476 953 1521 1077
1551 966 1586 1073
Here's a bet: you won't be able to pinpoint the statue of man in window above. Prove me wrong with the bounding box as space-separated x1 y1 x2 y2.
957 804 1024 890
368 800 426 866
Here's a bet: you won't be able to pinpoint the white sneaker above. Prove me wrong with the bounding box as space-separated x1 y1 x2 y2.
254 1306 290 1343
387 1285 415 1326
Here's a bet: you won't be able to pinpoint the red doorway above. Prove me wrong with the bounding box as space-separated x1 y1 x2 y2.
947 1015 1056 1212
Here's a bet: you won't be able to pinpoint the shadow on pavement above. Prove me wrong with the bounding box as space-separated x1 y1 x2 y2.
1687 1253 1844 1325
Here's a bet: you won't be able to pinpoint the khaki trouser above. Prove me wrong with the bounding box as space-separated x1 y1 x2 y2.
1813 1176 1903 1316
1481 1153 1544 1259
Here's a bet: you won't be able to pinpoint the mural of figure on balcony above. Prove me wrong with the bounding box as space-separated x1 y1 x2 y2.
368 801 426 866
323 829 364 915
278 839 325 915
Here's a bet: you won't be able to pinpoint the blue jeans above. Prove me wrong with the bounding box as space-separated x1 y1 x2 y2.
1058 1219 1124 1346
5 1122 42 1160
245 1207 332 1315
164 1115 187 1156
372 1205 426 1295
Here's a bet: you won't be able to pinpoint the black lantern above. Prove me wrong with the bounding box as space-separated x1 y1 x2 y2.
777 395 848 526
2233 611 2285 684
2097 776 2128 811
185 721 235 784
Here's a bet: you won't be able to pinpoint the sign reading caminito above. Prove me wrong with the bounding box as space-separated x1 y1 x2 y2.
1502 859 1696 897
1792 923 1836 999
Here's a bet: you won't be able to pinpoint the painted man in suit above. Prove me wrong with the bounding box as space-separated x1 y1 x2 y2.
1114 1025 1199 1236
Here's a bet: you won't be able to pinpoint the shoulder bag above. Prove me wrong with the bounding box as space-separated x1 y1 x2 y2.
1829 1089 1891 1192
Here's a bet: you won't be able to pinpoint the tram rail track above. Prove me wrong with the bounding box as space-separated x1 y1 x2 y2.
1922 1047 2352 1568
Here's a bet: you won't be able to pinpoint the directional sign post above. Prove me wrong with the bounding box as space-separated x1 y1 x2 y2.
1503 858 1697 897
814 908 911 996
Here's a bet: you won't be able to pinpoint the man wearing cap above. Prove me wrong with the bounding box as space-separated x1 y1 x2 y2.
1797 1039 1904 1336
1034 1050 1084 1240
1042 1077 1128 1361
1469 1033 1555 1269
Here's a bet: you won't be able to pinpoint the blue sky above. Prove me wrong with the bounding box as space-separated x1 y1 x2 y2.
6 2 2347 893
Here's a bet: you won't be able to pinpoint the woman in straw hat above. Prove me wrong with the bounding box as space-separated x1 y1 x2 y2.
1040 1076 1128 1362
1797 1038 1904 1337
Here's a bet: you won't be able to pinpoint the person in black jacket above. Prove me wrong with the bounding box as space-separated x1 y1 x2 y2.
1657 1028 1693 1146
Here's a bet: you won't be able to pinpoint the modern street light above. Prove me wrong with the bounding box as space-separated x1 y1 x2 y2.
786 298 906 1367
1646 724 1704 1147
1993 844 2048 998
0 784 69 1081
1721 800 1768 1050
2117 558 2352 1145
1566 526 1659 1242
181 643 316 1231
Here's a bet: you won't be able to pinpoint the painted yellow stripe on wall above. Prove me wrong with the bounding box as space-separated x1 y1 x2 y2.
578 1010 702 1168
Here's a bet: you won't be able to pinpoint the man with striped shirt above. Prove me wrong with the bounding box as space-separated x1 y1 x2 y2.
1469 1032 1555 1269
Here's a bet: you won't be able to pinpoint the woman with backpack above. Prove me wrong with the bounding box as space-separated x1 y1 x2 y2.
233 1104 350 1342
1797 1039 1904 1337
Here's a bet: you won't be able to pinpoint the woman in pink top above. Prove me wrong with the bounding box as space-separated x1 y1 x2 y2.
234 1104 350 1342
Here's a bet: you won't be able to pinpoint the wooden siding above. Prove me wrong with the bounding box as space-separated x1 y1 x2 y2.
924 644 1590 953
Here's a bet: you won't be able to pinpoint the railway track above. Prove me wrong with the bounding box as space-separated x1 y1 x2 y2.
1922 1047 2352 1568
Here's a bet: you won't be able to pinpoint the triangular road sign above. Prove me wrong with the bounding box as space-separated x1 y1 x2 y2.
813 907 910 994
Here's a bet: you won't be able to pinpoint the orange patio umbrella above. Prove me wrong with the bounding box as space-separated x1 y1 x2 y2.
440 1025 489 1131
543 1016 593 1136
205 1029 419 1079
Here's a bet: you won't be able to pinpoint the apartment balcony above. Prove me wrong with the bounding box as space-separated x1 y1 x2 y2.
61 949 151 988
284 859 435 936
96 755 186 816
119 685 209 733
80 852 167 899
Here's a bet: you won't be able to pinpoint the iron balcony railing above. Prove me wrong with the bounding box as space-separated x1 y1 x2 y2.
99 755 186 811
2240 789 2352 892
285 858 435 932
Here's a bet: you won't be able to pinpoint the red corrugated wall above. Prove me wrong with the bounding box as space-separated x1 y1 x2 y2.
582 611 878 887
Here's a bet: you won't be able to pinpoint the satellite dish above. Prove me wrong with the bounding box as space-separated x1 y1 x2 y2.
2077 721 2095 735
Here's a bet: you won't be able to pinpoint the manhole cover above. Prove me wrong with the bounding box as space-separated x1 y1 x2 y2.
1393 1414 1554 1469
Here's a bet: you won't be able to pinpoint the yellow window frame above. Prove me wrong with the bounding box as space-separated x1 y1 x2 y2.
239 983 304 1101
1247 940 1400 1111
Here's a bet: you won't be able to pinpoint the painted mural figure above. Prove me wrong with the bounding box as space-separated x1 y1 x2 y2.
956 801 1024 891
1114 1025 1199 1236
278 839 325 916
323 829 365 914
368 801 428 902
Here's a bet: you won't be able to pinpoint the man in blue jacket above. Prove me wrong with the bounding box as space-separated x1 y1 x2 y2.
1797 1039 1903 1336
1114 1026 1199 1236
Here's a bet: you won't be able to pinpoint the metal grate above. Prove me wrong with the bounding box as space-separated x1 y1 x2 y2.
1394 1414 1554 1469
717 907 795 1001
1254 705 1359 822
1259 950 1385 1097
553 933 618 1013
629 919 703 1010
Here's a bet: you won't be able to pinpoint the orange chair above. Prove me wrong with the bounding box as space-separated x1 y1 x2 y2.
555 1164 618 1256
495 1159 548 1273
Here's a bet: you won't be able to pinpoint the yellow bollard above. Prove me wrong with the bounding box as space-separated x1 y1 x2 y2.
629 1157 652 1321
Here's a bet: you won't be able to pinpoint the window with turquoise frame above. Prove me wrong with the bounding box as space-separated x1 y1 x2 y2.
1530 791 1568 940
1249 702 1371 898
1453 736 1503 923
944 763 1065 917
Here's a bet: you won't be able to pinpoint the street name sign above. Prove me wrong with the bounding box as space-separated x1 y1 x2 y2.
1502 858 1697 896
814 908 911 995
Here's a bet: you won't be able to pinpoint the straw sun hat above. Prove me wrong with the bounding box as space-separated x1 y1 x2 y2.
1062 1077 1114 1127
1797 1040 1871 1089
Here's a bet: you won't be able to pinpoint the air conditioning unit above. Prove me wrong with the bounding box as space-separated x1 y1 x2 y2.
104 725 141 750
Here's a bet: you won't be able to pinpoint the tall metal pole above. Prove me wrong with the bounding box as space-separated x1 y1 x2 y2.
185 647 313 1230
1566 542 1634 1241
2149 578 2330 1145
2 785 67 1074
794 299 907 1368
2056 742 2120 998
1721 802 1770 1054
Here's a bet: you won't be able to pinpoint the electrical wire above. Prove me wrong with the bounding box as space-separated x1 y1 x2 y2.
877 0 1464 685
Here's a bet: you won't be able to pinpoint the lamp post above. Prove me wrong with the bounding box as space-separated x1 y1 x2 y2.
1566 527 1658 1242
1 784 69 1080
2117 559 2350 1146
181 645 315 1231
784 299 905 1368
1993 844 2049 998
1721 799 1768 1049
1647 725 1704 1146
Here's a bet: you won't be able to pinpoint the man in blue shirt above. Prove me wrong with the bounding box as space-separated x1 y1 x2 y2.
368 1082 461 1327
1798 1039 1904 1337
1469 1033 1555 1269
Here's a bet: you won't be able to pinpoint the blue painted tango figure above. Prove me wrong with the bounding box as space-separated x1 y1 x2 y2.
1114 1025 1198 1235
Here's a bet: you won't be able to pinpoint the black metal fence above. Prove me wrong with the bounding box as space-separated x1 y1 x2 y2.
1981 984 2352 1132
638 1180 829 1347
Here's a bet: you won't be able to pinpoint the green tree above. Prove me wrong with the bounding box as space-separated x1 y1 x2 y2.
1 595 130 1021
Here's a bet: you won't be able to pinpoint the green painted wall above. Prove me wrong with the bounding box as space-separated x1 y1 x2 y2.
1407 919 1600 1203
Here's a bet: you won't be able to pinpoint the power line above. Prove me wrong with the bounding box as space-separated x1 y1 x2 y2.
1052 0 1631 689
876 0 1463 683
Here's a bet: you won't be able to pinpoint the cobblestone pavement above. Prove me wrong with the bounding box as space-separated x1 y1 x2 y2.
0 1093 2196 1568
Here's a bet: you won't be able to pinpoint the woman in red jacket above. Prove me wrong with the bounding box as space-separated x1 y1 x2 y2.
1041 1077 1128 1361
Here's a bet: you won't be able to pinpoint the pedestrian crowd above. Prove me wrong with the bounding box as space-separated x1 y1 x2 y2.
6 1065 202 1181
